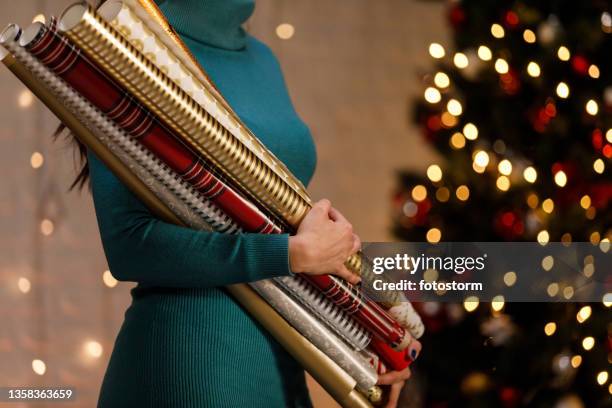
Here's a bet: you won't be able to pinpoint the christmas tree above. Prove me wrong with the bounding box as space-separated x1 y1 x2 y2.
392 0 612 406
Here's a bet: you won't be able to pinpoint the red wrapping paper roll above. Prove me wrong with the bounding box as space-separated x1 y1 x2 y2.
22 21 412 357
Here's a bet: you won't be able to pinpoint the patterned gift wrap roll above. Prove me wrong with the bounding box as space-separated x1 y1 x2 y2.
0 30 372 408
20 21 283 234
360 256 425 339
275 276 372 351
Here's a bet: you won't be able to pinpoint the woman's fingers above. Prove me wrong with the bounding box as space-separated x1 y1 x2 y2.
378 367 411 385
329 206 349 223
384 380 405 408
334 264 360 285
312 199 332 216
351 233 361 254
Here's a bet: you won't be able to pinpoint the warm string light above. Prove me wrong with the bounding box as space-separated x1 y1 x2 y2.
544 322 556 336
447 99 462 116
556 82 570 98
557 46 571 61
463 296 479 312
491 295 505 312
576 306 592 323
30 152 44 169
102 270 118 288
424 87 442 103
18 90 34 109
450 132 466 149
537 230 550 245
477 45 492 61
593 158 605 174
426 227 442 243
40 219 54 236
32 359 46 375
541 255 554 271
17 277 31 294
429 43 445 59
463 123 478 140
554 170 567 187
411 185 427 202
526 61 541 77
494 58 509 74
275 23 295 40
498 159 512 175
32 14 46 24
523 29 536 43
83 340 103 358
427 164 443 182
434 72 450 88
490 23 505 38
503 271 517 287
542 198 555 214
582 336 595 351
585 99 599 115
453 52 469 69
523 166 537 183
456 185 470 201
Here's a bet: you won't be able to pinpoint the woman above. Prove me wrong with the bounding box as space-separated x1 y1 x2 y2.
81 0 413 406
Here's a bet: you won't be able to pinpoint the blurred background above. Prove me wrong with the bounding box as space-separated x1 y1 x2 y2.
0 0 610 407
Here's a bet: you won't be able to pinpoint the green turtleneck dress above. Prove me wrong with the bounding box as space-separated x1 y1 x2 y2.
92 1 317 406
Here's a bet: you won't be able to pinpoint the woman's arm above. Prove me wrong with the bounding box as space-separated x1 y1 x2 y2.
88 152 360 288
88 152 293 288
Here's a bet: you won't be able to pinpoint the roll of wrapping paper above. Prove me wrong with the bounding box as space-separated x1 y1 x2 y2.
275 276 372 351
102 0 425 340
0 29 372 408
20 21 413 356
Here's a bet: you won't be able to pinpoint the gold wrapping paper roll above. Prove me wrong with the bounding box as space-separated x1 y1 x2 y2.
0 39 370 408
60 2 311 227
101 0 286 193
60 2 363 274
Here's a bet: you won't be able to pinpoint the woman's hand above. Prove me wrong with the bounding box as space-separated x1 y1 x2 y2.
378 367 412 408
289 199 361 284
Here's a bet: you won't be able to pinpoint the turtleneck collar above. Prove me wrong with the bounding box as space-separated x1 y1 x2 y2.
156 0 255 50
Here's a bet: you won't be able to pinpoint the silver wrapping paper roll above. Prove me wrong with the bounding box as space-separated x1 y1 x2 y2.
276 276 372 351
251 279 378 395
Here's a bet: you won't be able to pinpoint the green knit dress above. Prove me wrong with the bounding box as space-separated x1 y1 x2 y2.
92 0 317 406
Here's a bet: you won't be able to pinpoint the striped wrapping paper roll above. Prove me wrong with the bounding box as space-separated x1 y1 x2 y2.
18 21 415 359
0 28 376 408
